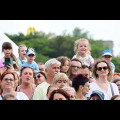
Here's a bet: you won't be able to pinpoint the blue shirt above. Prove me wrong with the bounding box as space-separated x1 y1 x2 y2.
17 57 27 68
22 61 39 72
110 62 115 73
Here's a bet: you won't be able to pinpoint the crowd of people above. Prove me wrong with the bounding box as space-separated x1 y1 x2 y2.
0 38 120 100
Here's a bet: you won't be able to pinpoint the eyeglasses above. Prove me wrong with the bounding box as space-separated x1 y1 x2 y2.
97 66 108 71
36 74 41 79
71 65 82 69
82 85 89 88
3 78 14 81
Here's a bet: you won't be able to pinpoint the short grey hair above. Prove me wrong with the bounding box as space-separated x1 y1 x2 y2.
62 86 76 96
44 58 61 69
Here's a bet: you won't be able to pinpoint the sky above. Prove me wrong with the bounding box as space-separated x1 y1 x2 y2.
0 20 120 56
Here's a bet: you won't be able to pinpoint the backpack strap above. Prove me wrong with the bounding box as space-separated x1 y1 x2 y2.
109 83 115 97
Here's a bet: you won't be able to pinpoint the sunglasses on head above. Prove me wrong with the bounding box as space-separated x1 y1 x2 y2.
97 66 108 71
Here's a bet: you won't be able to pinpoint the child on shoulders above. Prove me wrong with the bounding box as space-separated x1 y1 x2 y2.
22 48 39 73
72 38 94 68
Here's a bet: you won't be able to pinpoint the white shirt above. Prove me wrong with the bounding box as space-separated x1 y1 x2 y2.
72 54 94 67
0 92 29 100
86 81 119 100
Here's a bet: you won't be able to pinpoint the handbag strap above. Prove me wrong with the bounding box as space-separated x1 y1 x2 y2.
109 83 115 97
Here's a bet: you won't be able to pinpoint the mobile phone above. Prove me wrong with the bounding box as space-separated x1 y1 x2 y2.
4 57 13 68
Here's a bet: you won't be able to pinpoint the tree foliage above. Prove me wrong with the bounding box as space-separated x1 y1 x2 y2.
5 27 120 72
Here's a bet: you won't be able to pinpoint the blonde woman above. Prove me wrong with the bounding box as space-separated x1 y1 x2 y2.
52 72 70 89
72 38 94 68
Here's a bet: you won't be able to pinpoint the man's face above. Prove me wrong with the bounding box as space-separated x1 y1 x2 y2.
70 61 82 75
102 55 112 63
46 64 60 78
80 68 90 79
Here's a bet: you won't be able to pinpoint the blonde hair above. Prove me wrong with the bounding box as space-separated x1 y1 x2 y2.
74 38 91 56
18 44 27 57
52 72 69 86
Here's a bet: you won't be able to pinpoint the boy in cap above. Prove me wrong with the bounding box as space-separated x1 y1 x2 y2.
22 48 39 73
102 49 115 82
90 90 104 100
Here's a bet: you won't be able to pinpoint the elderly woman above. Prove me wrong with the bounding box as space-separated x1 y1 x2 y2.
0 71 29 100
86 60 119 100
52 72 70 89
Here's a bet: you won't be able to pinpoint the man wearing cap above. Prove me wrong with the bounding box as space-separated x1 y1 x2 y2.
102 49 115 82
22 48 39 72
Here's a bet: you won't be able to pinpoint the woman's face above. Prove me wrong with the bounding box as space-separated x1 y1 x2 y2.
35 73 46 85
96 62 109 78
61 60 70 73
1 74 15 90
81 82 90 95
3 48 12 57
20 68 33 84
56 78 68 89
53 93 67 100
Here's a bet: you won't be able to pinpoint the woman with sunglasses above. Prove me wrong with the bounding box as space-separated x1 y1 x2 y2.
35 71 47 86
72 74 90 100
86 60 119 100
0 71 29 100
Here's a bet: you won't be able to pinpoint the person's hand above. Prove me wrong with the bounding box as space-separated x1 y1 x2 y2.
7 64 14 72
0 67 7 74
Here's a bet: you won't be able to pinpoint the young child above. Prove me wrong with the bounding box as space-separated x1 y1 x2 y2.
102 49 115 82
22 48 39 73
17 44 27 68
72 38 94 68
57 56 71 76
1 42 20 71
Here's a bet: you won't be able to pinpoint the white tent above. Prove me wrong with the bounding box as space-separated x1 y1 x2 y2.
0 31 19 59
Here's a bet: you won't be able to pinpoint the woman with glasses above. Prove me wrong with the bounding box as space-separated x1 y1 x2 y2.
0 71 29 100
72 74 90 100
86 60 119 100
34 71 47 86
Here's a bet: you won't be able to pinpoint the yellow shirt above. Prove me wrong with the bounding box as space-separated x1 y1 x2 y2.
33 81 50 100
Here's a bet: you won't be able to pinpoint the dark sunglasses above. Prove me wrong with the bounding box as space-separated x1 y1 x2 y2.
97 66 108 71
35 74 41 79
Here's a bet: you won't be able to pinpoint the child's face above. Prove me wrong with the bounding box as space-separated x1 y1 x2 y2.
102 55 112 63
3 48 12 57
19 47 27 58
77 41 88 54
26 54 36 62
61 60 70 73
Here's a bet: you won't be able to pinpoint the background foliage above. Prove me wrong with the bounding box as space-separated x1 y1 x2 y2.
5 27 120 73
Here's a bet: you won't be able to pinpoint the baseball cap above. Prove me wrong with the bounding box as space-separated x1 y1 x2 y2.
90 90 104 100
102 49 112 57
26 48 36 56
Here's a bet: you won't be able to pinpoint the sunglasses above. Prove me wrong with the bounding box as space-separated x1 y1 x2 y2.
97 66 108 71
35 74 41 79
